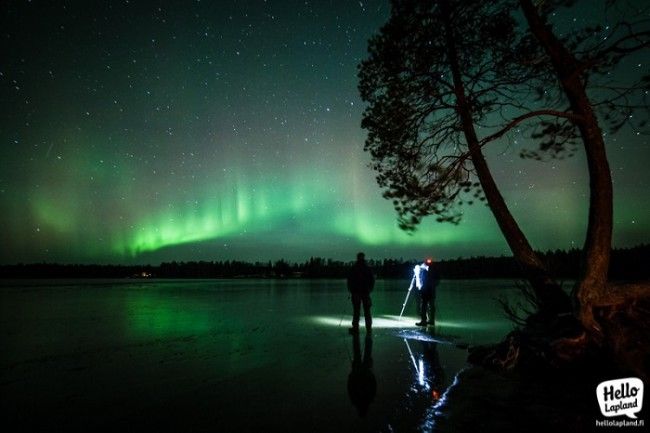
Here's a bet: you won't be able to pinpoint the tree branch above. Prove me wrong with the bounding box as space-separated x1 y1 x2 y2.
479 110 584 146
577 30 650 76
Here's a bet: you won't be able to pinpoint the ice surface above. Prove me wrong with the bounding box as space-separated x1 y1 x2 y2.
0 278 518 432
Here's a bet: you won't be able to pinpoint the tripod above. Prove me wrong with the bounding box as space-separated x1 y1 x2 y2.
399 274 416 319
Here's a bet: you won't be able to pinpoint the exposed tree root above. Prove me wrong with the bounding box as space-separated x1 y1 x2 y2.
469 281 650 382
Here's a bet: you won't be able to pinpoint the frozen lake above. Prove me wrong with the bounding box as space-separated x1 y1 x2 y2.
0 278 520 432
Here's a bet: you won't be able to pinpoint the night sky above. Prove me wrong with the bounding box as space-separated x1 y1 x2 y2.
1 0 648 264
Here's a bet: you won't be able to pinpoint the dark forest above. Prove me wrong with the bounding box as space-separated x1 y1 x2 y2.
2 244 647 281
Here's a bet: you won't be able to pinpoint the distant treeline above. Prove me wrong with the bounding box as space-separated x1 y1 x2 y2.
1 244 648 281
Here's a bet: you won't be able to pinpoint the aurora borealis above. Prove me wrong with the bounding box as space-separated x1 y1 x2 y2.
1 1 648 264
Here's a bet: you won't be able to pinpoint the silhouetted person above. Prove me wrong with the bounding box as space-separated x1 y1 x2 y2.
416 258 439 327
347 332 376 417
347 252 374 334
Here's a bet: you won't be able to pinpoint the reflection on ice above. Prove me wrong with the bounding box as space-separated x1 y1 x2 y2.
404 338 428 388
347 333 376 417
398 329 456 344
310 314 497 331
310 314 421 328
425 373 462 431
2 279 520 432
400 336 452 431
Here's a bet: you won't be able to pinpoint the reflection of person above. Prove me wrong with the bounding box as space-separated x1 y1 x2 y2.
347 252 375 334
421 341 445 401
347 333 376 417
416 258 439 327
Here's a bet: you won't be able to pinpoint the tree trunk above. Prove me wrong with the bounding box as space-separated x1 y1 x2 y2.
519 0 613 332
440 2 571 315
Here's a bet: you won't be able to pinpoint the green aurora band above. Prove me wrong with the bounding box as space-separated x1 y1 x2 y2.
115 175 331 256
6 124 646 264
112 173 495 257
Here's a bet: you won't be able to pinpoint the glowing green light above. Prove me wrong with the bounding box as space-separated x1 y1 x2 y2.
125 292 215 337
330 208 496 247
22 136 642 263
116 177 334 256
33 197 77 234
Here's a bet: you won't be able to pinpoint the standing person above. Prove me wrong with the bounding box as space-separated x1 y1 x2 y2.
416 258 439 327
347 252 375 334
